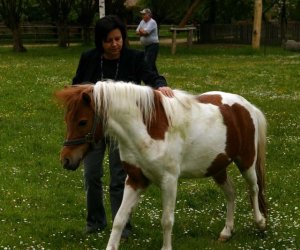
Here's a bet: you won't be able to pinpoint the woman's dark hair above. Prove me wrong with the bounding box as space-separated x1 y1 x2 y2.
94 15 127 52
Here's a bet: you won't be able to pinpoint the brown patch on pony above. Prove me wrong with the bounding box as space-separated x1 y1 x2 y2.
205 153 231 184
196 94 223 106
203 100 256 180
146 90 169 140
122 161 150 190
221 103 256 171
212 169 228 185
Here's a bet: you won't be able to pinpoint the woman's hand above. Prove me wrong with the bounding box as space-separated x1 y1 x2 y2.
158 86 174 97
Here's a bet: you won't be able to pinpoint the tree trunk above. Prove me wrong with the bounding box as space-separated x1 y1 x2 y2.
12 27 27 52
82 25 92 45
99 0 105 18
57 21 69 47
252 0 262 49
0 0 27 52
178 0 203 27
280 0 287 45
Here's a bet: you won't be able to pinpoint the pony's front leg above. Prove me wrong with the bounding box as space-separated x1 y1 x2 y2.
106 183 143 250
160 175 178 250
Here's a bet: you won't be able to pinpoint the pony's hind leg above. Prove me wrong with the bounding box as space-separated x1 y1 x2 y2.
213 170 236 241
242 167 266 230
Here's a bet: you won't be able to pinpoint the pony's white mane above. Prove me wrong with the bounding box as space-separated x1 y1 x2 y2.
93 80 197 127
160 89 196 126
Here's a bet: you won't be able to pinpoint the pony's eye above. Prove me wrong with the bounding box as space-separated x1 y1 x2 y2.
78 120 88 127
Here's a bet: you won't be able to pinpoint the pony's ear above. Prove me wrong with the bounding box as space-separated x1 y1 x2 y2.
54 87 69 105
82 92 92 105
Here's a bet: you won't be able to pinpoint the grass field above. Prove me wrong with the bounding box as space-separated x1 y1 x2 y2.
0 43 299 250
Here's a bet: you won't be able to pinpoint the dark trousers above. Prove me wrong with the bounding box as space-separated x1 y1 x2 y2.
83 138 127 229
144 43 159 74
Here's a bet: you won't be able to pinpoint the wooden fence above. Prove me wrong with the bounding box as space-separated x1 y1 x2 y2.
0 22 299 45
0 24 84 44
198 21 300 45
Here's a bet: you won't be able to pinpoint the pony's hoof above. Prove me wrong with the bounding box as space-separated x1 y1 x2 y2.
218 225 234 242
257 218 266 230
106 246 117 250
218 234 231 242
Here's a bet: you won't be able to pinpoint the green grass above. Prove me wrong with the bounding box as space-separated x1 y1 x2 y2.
0 43 299 250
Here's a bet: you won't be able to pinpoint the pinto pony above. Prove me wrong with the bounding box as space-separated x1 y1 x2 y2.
55 81 267 250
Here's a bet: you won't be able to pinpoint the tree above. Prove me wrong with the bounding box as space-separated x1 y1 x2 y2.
105 0 128 19
39 0 74 47
0 0 27 52
99 0 105 18
289 0 300 20
75 0 98 45
178 0 204 27
140 0 192 25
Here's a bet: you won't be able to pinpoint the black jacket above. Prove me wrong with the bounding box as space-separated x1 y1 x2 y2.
72 47 167 89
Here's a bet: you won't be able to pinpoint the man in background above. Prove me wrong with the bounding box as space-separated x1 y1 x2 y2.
136 8 159 74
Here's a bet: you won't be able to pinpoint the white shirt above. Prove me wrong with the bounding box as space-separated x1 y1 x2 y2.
136 18 159 46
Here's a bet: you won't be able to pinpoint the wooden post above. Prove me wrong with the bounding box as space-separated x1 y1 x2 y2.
252 0 262 49
187 29 193 47
170 27 196 54
171 29 177 55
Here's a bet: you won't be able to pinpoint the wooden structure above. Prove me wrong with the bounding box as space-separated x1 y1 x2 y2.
170 26 196 54
252 0 263 48
1 22 300 47
198 21 300 45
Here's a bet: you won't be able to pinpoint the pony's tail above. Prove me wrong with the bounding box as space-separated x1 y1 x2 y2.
255 108 268 218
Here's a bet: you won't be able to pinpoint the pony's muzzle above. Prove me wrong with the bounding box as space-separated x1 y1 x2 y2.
61 157 79 171
60 145 86 171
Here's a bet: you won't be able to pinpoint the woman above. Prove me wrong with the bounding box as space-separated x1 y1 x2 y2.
72 15 173 238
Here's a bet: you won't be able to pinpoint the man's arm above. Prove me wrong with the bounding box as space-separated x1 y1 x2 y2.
137 28 149 36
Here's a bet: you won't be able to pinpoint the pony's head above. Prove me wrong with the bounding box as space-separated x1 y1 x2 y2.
55 85 104 170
